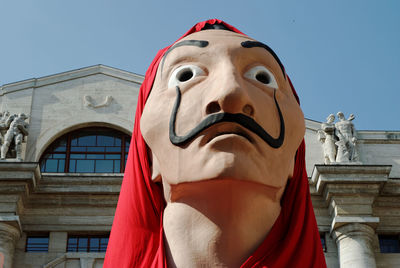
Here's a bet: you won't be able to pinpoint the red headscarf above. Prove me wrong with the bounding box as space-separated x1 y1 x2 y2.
104 19 326 268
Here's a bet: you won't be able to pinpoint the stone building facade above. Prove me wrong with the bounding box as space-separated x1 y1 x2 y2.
0 65 399 268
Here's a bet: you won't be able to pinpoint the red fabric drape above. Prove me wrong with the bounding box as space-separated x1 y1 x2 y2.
104 19 326 268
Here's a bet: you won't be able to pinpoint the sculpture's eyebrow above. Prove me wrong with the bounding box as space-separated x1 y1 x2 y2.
160 40 209 75
241 41 286 80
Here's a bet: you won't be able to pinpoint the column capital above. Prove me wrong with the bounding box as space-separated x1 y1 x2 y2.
331 215 379 233
332 223 376 243
0 216 22 235
0 220 21 242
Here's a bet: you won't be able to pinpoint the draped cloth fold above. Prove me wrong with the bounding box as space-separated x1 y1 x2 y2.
104 19 327 268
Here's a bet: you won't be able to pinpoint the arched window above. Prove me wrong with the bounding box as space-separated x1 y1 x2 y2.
40 127 131 173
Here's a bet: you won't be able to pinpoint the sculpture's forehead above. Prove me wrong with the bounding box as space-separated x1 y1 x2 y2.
157 30 284 80
166 30 256 59
179 29 252 43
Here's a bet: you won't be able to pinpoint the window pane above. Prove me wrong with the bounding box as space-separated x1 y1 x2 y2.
45 159 58 172
114 160 121 173
26 236 49 252
78 238 88 252
58 160 65 172
67 237 78 252
87 154 105 159
96 160 114 173
87 147 105 152
71 146 87 152
125 140 130 152
100 238 109 252
54 146 66 152
115 137 121 146
53 153 66 159
379 235 400 253
97 135 114 146
69 160 76 172
71 138 78 146
70 154 86 159
76 160 95 172
106 147 120 152
105 154 121 160
78 135 96 146
89 238 100 252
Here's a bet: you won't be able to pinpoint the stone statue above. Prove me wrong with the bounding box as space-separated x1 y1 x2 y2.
105 20 326 268
318 111 359 164
335 112 358 162
0 111 14 140
0 113 29 161
318 114 337 164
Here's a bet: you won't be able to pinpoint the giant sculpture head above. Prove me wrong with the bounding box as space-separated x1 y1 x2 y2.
105 19 326 268
141 28 305 205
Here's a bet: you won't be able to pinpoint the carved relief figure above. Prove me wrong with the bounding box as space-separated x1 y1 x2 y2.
0 113 29 160
318 114 337 164
105 20 326 267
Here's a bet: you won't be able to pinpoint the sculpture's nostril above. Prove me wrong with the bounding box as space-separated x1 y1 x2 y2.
206 101 221 114
243 104 254 116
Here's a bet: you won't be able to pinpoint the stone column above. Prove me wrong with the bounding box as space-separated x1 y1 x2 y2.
0 222 20 268
333 223 376 268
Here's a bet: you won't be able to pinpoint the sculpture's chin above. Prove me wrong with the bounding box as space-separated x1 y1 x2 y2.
168 178 284 203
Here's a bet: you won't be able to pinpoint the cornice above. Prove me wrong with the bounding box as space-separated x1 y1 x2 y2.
0 65 144 95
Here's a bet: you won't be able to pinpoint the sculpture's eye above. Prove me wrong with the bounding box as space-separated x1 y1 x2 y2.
168 65 205 88
244 66 278 89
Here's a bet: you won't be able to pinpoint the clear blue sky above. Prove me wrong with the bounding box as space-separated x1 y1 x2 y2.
1 0 399 130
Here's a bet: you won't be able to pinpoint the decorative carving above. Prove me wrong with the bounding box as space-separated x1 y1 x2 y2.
83 95 113 108
0 111 29 161
318 112 359 164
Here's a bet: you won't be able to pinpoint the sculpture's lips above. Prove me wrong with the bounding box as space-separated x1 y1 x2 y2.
206 126 253 144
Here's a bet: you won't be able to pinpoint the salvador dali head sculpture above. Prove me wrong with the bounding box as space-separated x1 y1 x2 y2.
104 20 326 268
140 28 306 267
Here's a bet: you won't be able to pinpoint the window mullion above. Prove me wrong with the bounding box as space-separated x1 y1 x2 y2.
65 134 72 172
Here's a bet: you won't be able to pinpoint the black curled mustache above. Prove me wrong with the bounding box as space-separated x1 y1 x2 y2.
169 86 285 148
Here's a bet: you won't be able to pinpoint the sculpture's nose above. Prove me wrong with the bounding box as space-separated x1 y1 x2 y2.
204 64 254 117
